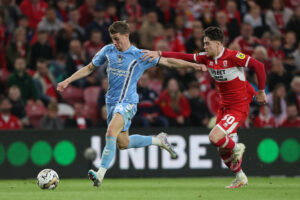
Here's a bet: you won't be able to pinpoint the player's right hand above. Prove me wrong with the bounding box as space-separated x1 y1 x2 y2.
57 79 70 92
141 50 160 62
256 90 267 105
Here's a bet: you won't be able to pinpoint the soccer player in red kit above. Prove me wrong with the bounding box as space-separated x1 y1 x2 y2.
142 26 267 188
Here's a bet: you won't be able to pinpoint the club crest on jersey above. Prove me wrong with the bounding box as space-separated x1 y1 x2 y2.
209 61 213 66
236 53 245 59
117 55 123 63
223 60 228 67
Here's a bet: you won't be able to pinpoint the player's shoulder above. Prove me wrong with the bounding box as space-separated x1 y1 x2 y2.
225 49 248 60
195 52 208 57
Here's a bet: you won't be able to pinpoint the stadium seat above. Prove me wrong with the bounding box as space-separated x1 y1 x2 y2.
83 103 99 125
60 85 84 105
25 103 47 128
83 86 101 106
58 103 74 120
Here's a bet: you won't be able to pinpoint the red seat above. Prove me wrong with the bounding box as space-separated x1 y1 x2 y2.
60 86 84 105
25 103 47 128
0 69 11 84
83 103 99 125
84 86 101 106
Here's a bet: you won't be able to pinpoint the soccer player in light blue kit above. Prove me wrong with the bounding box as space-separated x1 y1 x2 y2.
57 21 206 188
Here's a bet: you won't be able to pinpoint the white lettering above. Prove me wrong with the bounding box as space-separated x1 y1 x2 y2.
162 136 187 169
189 135 212 169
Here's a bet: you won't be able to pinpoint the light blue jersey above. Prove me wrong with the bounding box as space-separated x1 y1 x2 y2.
92 44 159 131
92 44 159 104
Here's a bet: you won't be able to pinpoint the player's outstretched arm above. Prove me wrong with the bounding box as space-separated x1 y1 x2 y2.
57 62 96 92
141 50 195 62
158 57 207 71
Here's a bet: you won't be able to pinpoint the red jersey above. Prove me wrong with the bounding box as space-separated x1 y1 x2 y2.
194 48 255 108
0 114 21 130
280 118 300 127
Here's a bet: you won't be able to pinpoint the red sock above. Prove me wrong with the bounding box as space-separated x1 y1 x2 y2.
214 136 236 150
220 150 242 173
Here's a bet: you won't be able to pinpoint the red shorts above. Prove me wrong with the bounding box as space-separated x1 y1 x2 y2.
216 105 249 135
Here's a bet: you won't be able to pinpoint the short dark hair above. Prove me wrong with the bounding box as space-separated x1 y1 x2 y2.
203 26 224 43
108 21 130 35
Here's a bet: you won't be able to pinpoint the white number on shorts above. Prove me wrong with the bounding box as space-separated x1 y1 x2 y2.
221 114 235 124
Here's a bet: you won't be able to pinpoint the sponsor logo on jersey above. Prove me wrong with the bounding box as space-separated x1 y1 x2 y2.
236 53 245 59
223 60 228 67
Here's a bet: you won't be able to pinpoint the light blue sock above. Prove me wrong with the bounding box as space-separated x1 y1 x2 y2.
126 135 152 149
100 136 117 169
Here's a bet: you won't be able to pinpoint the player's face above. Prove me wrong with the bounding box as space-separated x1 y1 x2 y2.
203 37 219 57
110 33 129 51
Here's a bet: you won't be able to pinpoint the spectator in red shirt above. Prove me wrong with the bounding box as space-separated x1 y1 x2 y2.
265 0 293 35
20 0 48 30
120 0 143 24
65 102 93 129
84 30 104 60
215 11 239 45
252 46 272 75
157 78 191 126
155 0 176 25
33 59 58 105
154 24 186 52
6 27 30 71
268 34 285 61
253 104 276 128
233 23 261 56
56 0 68 22
223 0 241 25
0 97 21 130
78 0 96 28
280 104 300 127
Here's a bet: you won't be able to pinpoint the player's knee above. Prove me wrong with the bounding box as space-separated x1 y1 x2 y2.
117 140 129 150
209 133 218 145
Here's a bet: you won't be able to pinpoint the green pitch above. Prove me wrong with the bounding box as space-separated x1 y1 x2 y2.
0 178 299 200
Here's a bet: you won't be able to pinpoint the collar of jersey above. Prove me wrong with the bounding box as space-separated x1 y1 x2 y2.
214 47 225 61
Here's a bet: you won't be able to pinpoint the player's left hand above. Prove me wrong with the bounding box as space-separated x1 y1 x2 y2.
193 64 207 71
256 90 267 105
141 50 160 62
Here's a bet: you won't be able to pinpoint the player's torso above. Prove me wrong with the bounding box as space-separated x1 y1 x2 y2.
204 50 253 106
105 47 143 104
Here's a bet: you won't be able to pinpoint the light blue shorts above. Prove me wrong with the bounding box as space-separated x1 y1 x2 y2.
106 103 137 132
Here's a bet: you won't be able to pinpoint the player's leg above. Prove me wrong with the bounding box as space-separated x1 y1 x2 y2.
213 108 248 188
88 113 124 187
115 103 176 158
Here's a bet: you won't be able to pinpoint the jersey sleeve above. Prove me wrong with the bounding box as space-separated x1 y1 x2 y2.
231 51 251 68
194 52 208 64
139 50 159 70
92 45 108 67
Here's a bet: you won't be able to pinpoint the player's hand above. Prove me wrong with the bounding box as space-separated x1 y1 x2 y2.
141 50 160 62
57 79 70 92
256 90 267 105
193 64 207 71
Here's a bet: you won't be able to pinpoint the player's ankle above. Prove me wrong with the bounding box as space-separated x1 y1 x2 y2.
152 137 162 146
232 143 240 153
97 167 107 181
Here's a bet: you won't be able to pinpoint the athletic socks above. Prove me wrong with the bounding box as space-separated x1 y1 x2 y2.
126 135 156 149
214 136 236 151
100 136 117 169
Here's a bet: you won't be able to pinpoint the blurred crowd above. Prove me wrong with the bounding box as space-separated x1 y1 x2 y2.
1 0 300 130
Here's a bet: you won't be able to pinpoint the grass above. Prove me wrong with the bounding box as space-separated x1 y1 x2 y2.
0 178 299 200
